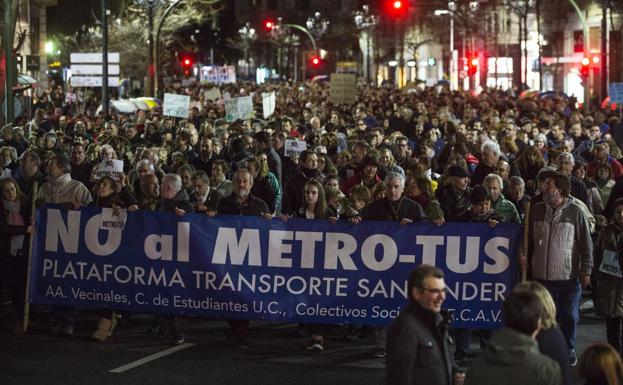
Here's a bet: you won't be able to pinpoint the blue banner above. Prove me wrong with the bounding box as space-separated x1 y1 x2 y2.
30 205 522 328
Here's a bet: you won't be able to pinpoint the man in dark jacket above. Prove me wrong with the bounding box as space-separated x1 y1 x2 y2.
386 264 463 385
464 290 562 385
282 150 323 215
158 173 194 344
213 168 271 349
364 172 426 223
438 165 472 221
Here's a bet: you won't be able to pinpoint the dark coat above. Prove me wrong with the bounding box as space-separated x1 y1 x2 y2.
266 147 282 185
159 189 194 214
190 188 220 213
470 162 494 186
437 185 472 222
251 177 277 213
217 193 269 216
465 327 561 385
593 221 623 318
386 302 456 385
364 196 426 222
283 168 323 215
0 200 31 258
537 326 573 385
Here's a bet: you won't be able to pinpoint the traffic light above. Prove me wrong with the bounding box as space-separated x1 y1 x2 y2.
263 19 275 31
468 56 479 76
580 57 590 78
385 0 409 19
310 55 321 68
181 56 194 76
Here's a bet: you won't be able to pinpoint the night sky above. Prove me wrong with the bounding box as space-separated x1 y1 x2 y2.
47 0 124 36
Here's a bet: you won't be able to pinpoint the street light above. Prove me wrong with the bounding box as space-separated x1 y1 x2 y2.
306 12 329 40
266 17 319 80
238 22 257 77
354 4 378 84
44 41 54 54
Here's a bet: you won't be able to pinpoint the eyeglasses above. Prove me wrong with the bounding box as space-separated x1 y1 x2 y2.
417 286 447 295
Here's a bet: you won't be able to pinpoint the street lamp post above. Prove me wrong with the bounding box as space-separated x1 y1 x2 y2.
238 22 257 78
435 2 458 90
154 0 183 98
354 5 378 84
102 0 109 116
136 0 162 97
269 18 321 80
306 12 329 40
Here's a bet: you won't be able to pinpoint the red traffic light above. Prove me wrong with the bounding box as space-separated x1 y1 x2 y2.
580 57 590 78
467 54 479 76
183 58 192 66
311 56 321 67
264 20 275 30
385 0 408 18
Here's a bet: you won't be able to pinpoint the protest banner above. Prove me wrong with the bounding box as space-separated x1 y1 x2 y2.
262 91 276 118
225 95 254 122
284 139 307 157
30 206 521 329
200 65 236 85
609 83 623 104
163 93 190 118
93 159 124 181
330 73 357 104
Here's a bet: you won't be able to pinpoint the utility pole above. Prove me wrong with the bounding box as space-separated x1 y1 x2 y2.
4 0 15 124
102 0 109 116
536 0 542 91
601 0 608 101
147 3 154 97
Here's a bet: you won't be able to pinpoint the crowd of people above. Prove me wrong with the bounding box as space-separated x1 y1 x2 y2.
2 79 623 384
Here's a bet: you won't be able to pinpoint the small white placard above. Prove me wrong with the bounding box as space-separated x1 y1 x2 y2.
204 87 221 101
94 159 124 180
599 249 623 278
100 207 127 230
284 139 307 156
262 91 276 118
163 93 191 118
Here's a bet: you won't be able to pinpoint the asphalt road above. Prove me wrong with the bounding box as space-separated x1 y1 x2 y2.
0 303 606 385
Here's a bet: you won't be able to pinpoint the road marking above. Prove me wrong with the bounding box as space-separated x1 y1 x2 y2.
109 343 196 373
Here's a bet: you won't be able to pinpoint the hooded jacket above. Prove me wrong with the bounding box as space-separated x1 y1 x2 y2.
464 327 562 385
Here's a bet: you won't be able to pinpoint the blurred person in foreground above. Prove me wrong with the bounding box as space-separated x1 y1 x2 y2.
386 264 464 385
464 290 562 385
515 281 572 385
578 343 623 385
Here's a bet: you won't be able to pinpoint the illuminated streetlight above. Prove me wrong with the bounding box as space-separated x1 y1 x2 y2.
45 41 54 54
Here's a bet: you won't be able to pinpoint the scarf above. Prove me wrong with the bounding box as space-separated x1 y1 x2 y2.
3 200 24 256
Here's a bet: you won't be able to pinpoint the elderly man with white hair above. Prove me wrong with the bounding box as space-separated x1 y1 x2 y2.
154 173 194 345
484 173 521 223
471 140 502 186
